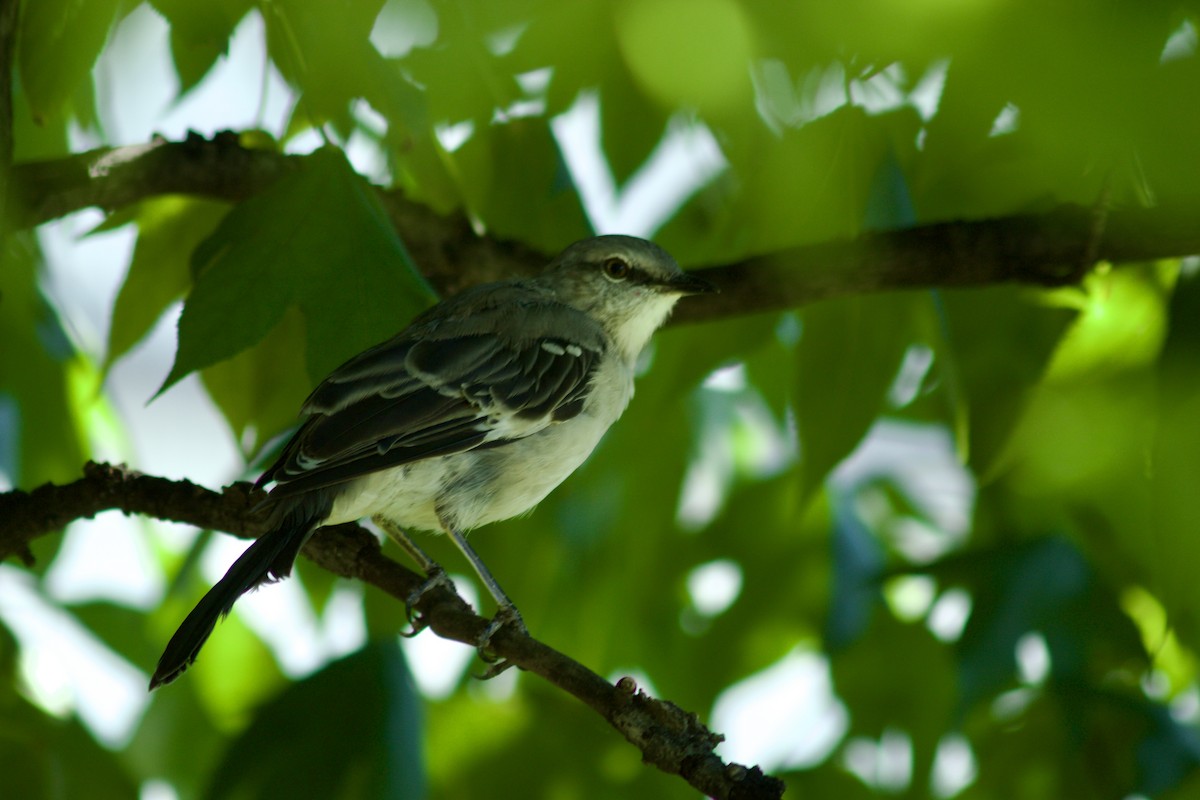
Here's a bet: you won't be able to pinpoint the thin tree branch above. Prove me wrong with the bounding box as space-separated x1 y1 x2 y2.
0 462 784 800
8 134 1200 324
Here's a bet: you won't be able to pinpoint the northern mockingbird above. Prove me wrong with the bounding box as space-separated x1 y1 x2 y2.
151 235 715 688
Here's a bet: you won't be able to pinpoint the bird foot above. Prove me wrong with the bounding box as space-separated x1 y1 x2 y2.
474 604 527 679
401 567 454 637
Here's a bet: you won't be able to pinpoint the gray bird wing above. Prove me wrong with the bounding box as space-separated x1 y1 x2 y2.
257 296 607 497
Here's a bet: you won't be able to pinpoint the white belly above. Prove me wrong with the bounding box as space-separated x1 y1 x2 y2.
325 357 635 534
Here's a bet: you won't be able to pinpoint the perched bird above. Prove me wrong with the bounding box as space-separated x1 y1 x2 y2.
150 235 715 689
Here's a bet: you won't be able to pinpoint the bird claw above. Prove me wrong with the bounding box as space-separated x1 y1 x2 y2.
401 567 454 637
473 604 527 678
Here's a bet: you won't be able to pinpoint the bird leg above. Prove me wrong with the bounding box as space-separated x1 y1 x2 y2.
372 515 455 636
439 517 527 677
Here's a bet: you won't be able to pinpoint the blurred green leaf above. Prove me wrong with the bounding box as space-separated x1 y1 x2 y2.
0 234 86 490
17 0 120 121
0 654 138 800
927 536 1145 710
1149 267 1200 651
452 117 591 248
721 105 919 250
830 611 957 784
599 70 670 185
513 0 617 117
265 0 425 138
163 147 435 394
823 494 885 651
150 0 255 95
784 762 878 799
938 287 1076 476
127 671 227 798
204 640 424 800
796 292 917 496
402 3 521 125
67 600 157 669
962 679 1200 800
10 81 70 161
614 0 756 118
427 676 689 799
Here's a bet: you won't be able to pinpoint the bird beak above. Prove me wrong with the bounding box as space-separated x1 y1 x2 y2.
663 271 719 296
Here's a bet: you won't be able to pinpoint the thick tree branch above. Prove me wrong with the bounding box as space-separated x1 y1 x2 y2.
9 135 1200 325
0 462 784 800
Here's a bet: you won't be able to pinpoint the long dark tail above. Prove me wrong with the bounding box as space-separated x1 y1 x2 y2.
149 496 330 689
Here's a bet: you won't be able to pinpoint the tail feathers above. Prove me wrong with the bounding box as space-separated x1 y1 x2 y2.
150 499 328 690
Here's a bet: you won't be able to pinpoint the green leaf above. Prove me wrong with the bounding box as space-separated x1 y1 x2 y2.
0 623 140 800
200 306 311 457
402 7 521 125
830 611 957 783
150 0 255 95
17 0 120 121
938 287 1076 476
614 0 756 118
266 0 425 139
10 80 70 161
162 147 435 395
204 641 425 800
1150 268 1200 650
126 676 226 799
452 118 591 248
823 494 886 651
599 67 671 185
512 0 616 118
66 600 157 669
796 293 917 497
720 105 919 250
0 234 86 489
927 535 1145 710
106 196 230 371
963 680 1200 799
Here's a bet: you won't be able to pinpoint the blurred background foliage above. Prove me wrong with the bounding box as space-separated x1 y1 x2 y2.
3 0 1200 798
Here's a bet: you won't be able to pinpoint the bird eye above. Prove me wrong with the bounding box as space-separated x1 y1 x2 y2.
602 257 631 281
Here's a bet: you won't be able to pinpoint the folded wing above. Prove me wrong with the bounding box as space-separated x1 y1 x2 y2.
257 300 606 497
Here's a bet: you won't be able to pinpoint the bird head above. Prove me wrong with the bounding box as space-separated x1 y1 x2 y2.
542 235 716 361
